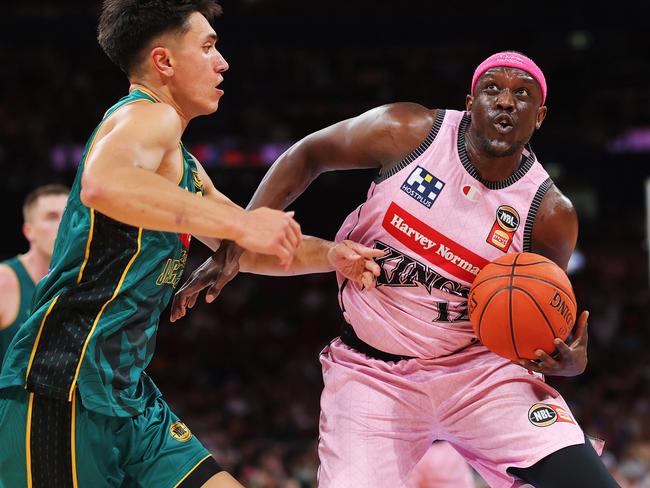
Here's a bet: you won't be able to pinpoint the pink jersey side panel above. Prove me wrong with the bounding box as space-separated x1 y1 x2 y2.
335 109 552 357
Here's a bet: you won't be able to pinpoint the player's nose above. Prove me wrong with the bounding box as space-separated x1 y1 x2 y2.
214 50 229 73
495 89 515 111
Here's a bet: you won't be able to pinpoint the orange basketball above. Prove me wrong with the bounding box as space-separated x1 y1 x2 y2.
468 252 577 361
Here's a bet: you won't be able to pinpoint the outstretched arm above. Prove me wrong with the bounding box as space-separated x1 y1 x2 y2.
240 237 382 286
81 102 300 261
247 103 437 210
170 104 436 320
518 185 588 377
81 103 247 239
171 237 383 322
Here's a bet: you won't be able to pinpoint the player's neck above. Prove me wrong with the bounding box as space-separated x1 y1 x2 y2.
128 82 190 132
20 249 51 284
464 130 525 182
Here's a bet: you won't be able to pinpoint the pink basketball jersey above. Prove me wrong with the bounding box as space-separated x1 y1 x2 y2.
335 109 553 357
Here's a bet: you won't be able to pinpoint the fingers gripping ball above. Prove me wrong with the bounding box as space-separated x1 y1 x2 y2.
468 252 577 361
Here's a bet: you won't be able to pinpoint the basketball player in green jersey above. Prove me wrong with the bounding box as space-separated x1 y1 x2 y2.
0 1 383 487
0 185 68 366
0 1 306 487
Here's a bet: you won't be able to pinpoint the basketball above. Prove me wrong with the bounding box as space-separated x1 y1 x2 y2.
468 252 577 361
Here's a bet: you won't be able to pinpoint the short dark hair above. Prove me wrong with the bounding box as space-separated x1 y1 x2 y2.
97 0 223 75
23 184 70 222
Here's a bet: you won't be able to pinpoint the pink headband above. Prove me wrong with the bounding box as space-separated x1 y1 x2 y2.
471 51 547 105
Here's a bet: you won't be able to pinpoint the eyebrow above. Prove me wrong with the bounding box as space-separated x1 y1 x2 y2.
205 33 218 43
481 74 536 85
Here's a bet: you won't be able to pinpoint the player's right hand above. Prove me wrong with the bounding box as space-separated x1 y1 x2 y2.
170 240 244 322
235 208 302 267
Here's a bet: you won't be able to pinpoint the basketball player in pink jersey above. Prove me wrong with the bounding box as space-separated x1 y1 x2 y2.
173 52 619 487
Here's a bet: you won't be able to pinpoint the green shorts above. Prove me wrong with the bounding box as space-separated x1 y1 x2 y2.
0 386 221 487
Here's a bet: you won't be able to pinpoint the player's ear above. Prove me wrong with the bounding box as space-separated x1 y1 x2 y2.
466 95 473 111
22 222 34 244
150 47 174 78
535 106 547 130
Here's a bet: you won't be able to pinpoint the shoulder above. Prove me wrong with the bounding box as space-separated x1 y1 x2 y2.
352 103 438 165
537 184 577 225
359 102 436 135
109 102 183 145
531 184 578 270
0 263 18 291
0 264 19 325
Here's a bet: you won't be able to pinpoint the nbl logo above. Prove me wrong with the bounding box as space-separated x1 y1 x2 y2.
528 403 575 427
400 166 445 209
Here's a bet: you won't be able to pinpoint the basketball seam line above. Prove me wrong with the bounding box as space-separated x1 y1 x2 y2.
509 255 520 360
476 288 507 344
469 273 576 308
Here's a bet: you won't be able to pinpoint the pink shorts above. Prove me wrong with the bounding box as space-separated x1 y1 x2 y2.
406 441 475 488
317 339 585 488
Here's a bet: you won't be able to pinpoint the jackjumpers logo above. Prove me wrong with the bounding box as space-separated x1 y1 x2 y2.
382 202 489 283
400 166 445 208
528 403 575 427
157 249 188 288
486 205 520 252
191 168 204 196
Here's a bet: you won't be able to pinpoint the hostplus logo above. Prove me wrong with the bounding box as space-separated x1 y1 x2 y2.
400 166 445 209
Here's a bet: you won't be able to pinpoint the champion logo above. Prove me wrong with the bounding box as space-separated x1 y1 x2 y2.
462 185 481 202
382 202 489 283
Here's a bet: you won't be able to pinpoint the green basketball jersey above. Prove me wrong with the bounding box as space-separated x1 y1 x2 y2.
0 89 205 417
0 256 35 366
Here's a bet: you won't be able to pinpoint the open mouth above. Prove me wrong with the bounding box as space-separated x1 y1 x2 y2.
493 114 514 134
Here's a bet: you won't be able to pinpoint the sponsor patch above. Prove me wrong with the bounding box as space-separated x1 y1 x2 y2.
528 403 575 427
382 202 489 283
169 420 193 442
462 184 481 202
486 205 520 252
400 166 445 208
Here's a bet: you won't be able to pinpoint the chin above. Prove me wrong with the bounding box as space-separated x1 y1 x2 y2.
487 144 519 157
481 133 529 158
194 102 219 117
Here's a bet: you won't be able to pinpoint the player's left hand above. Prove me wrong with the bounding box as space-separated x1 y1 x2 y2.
516 310 589 377
328 240 384 290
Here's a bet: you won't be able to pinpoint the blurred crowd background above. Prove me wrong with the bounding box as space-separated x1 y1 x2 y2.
2 1 649 486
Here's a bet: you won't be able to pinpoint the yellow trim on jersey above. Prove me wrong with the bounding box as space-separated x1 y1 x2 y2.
71 390 79 488
25 392 34 488
24 295 61 383
67 227 143 401
76 96 152 283
176 144 185 186
77 208 95 284
129 86 161 103
76 94 160 283
173 454 213 488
